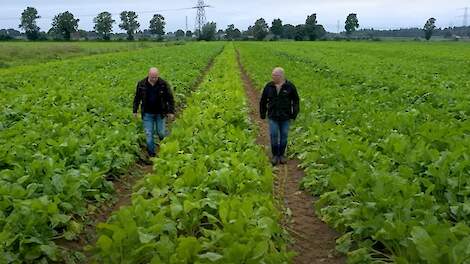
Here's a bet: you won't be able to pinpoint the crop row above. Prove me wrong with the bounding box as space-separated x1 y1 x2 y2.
237 42 470 263
0 42 223 263
91 44 292 264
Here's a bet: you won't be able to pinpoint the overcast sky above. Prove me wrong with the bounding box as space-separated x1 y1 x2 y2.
0 0 469 33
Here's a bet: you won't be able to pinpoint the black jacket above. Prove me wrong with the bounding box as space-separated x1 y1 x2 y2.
260 80 300 121
133 77 175 116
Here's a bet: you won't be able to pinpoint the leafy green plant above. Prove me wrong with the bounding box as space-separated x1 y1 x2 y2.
236 41 470 263
0 42 223 263
91 44 292 264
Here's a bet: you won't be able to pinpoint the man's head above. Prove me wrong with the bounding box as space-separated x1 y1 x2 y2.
148 67 160 84
271 67 285 84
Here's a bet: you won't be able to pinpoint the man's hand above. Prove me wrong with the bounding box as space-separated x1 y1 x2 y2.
133 113 138 119
167 113 175 121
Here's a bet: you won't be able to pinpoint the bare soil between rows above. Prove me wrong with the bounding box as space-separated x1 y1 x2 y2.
236 49 345 264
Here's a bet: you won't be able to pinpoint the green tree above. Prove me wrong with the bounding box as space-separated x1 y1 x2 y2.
199 22 217 41
315 24 326 39
345 13 359 36
93 12 114 40
225 24 241 40
186 30 192 37
304 13 318 40
175 29 185 39
282 24 296 39
242 26 254 39
424 17 436 40
19 7 40 40
119 11 139 40
51 11 79 40
271 18 283 39
294 24 306 41
149 14 165 39
253 18 268 40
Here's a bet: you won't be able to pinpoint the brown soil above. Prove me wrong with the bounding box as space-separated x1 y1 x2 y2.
55 51 220 262
236 49 345 264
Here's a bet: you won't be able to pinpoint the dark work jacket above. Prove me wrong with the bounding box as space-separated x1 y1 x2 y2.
133 77 175 116
260 80 300 121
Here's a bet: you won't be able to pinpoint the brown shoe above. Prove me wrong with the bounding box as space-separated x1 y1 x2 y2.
279 156 287 164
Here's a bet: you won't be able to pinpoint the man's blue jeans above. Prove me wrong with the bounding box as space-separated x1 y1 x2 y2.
268 119 290 157
143 113 167 155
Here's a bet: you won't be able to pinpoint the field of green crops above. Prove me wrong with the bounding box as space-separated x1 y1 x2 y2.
0 42 223 263
91 44 291 264
0 42 162 68
237 41 470 263
1 41 469 263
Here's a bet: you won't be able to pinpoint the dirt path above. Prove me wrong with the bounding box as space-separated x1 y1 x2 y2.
236 49 345 264
56 51 221 262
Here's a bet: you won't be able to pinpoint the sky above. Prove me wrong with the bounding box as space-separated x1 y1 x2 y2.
0 0 469 33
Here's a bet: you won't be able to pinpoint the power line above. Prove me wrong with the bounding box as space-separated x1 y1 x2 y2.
194 0 211 36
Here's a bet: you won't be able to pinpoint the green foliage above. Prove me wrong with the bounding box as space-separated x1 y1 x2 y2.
225 24 241 40
270 19 283 39
19 7 40 40
281 24 296 39
304 14 317 41
50 11 79 40
253 18 269 41
424 18 437 41
303 14 326 41
200 22 217 41
149 14 165 38
91 44 292 263
93 12 115 40
175 29 185 40
119 11 140 41
0 42 223 263
0 42 162 68
294 24 306 41
345 13 359 36
236 41 470 263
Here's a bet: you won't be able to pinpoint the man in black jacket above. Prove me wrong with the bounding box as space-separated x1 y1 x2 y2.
133 67 175 157
260 67 300 165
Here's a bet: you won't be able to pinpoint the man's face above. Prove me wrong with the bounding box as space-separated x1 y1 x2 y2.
148 72 159 83
272 71 283 84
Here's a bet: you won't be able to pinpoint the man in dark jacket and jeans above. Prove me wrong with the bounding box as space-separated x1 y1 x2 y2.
260 67 300 166
133 67 175 157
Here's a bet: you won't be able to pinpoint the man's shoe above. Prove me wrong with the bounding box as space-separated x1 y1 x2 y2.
271 156 279 166
279 155 287 164
148 152 156 158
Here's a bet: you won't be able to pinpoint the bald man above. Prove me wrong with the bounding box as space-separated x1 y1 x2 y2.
260 67 300 166
133 67 175 157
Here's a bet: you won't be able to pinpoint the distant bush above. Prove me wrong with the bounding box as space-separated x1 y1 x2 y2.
0 35 13 41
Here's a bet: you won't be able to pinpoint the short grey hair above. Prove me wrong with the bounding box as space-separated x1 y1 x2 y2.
272 67 285 77
149 67 160 75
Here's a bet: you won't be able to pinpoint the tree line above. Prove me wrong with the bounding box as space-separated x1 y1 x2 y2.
2 7 455 41
16 7 169 41
8 6 362 41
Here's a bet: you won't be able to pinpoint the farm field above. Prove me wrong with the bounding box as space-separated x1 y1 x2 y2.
0 42 223 263
237 41 470 263
1 41 469 264
0 42 163 68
